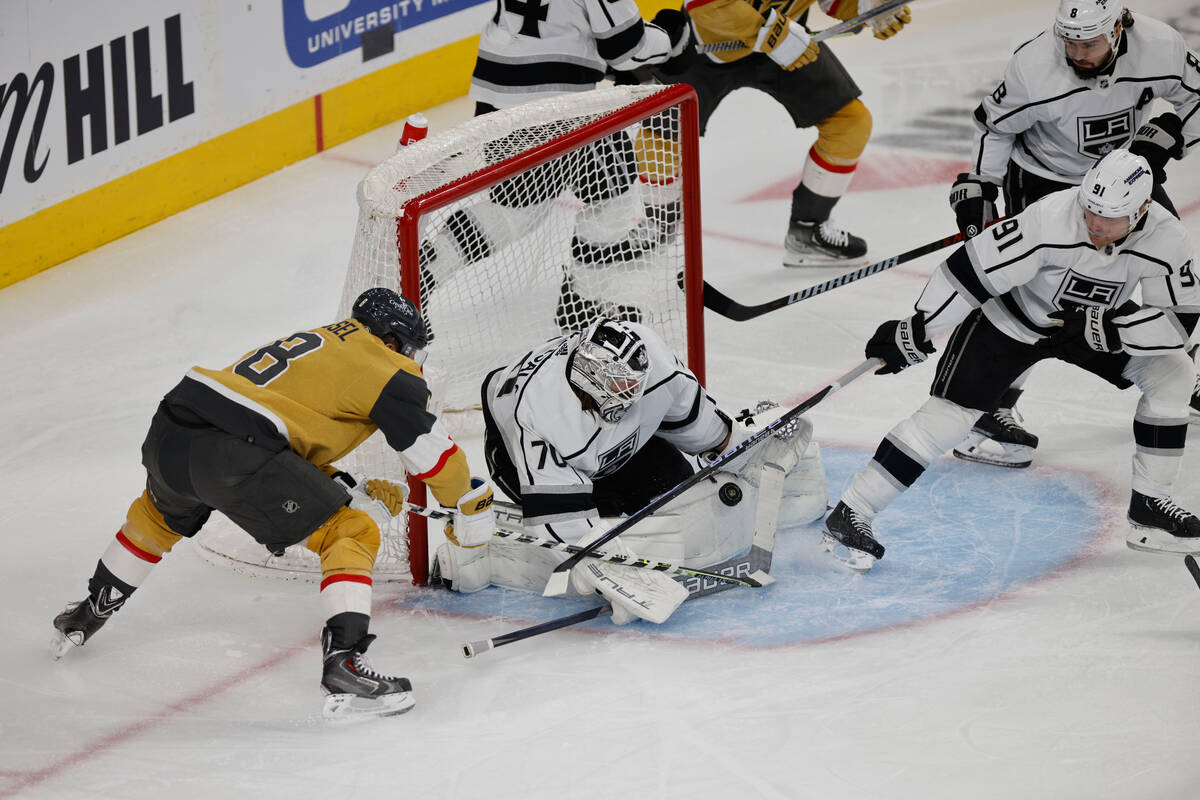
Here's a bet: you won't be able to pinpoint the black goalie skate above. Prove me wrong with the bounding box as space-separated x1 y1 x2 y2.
953 407 1040 468
321 628 415 720
1125 491 1200 555
822 502 885 573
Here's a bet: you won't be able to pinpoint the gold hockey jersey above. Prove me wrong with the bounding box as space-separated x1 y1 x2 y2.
162 318 471 506
684 0 862 63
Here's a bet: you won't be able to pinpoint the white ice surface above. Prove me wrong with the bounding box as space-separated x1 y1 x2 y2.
3 1 1200 797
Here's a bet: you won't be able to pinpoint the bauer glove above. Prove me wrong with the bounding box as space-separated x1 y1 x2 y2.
1039 307 1122 361
444 478 495 548
754 9 819 71
868 1 911 40
1128 112 1184 186
948 173 999 238
865 314 935 374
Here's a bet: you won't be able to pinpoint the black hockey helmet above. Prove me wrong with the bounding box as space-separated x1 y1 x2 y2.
351 288 428 361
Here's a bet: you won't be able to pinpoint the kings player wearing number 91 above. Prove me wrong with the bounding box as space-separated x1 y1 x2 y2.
819 150 1200 575
50 288 496 721
947 0 1200 469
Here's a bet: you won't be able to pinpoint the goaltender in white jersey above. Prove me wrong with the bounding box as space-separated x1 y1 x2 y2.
433 318 827 625
822 150 1200 574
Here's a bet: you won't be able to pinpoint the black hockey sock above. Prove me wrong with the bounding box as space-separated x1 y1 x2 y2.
87 561 137 615
325 611 370 651
997 387 1024 411
790 184 838 224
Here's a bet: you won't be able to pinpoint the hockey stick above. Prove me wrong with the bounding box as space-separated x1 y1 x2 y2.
695 0 910 54
462 604 612 658
460 464 785 657
543 358 878 596
702 228 973 322
1186 555 1200 591
401 500 772 588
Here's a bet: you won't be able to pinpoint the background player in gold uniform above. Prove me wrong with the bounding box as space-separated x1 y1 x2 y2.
651 0 910 266
51 288 495 720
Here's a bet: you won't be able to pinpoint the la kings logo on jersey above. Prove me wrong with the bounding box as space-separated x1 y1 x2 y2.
595 432 639 478
1076 109 1135 159
1054 270 1124 310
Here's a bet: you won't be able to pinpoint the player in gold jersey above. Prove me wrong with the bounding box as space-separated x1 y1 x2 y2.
650 0 910 266
51 288 495 720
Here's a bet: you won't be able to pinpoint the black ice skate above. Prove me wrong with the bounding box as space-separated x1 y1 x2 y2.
51 591 119 660
1126 491 1200 555
953 407 1040 468
783 220 868 267
822 502 885 573
321 628 415 720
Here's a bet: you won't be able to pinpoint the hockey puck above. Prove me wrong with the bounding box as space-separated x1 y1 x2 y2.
718 482 743 507
1185 555 1200 591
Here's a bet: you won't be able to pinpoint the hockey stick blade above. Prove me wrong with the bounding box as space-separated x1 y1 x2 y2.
543 358 879 597
462 604 612 658
1186 555 1200 591
696 0 908 53
702 228 972 322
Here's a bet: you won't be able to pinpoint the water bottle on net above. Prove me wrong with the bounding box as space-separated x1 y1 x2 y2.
396 112 429 152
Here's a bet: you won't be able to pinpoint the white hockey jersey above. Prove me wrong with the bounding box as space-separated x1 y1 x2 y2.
969 14 1200 184
469 0 673 109
918 189 1200 355
482 322 728 542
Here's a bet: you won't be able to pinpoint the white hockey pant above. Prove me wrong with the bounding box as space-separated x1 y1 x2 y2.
1123 351 1193 497
842 396 982 518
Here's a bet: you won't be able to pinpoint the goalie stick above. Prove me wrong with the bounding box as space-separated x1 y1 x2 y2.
701 227 981 322
695 0 910 54
461 463 785 657
543 358 878 597
401 500 772 589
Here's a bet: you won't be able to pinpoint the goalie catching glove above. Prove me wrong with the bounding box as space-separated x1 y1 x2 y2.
568 531 688 625
754 9 818 71
443 478 495 548
866 314 935 374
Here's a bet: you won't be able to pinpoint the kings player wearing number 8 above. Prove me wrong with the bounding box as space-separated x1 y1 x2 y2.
947 0 1200 468
821 150 1200 575
51 288 495 720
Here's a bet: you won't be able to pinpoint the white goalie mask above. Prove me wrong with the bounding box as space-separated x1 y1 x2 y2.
567 319 650 424
1077 149 1153 227
1055 0 1123 48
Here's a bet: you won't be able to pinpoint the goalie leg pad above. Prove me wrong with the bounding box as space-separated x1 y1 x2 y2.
781 440 828 525
433 541 494 594
571 559 689 624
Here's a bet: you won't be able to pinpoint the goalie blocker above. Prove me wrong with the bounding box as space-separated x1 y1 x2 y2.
432 407 827 624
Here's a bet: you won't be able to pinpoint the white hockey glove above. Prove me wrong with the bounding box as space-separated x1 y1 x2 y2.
754 10 818 71
569 531 688 624
444 477 495 548
332 471 401 530
867 0 911 40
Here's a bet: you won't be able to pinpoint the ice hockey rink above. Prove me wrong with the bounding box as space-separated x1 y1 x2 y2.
3 0 1200 797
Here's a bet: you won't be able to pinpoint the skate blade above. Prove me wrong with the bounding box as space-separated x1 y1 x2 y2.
952 436 1033 469
51 629 81 660
821 532 876 574
322 690 415 721
1125 524 1200 556
782 253 869 269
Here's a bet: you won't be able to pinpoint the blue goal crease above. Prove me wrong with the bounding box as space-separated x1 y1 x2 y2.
395 447 1104 646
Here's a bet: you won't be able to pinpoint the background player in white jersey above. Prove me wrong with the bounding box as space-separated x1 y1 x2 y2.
418 0 692 333
821 150 1200 573
51 289 496 720
947 0 1200 467
434 318 825 624
650 0 912 266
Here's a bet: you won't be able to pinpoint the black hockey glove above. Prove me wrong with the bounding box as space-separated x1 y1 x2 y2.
1039 307 1122 361
948 173 999 238
652 9 696 74
1128 112 1184 185
865 314 935 374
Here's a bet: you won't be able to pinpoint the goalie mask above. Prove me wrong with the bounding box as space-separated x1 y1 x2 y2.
1078 149 1153 229
567 319 650 424
351 287 429 364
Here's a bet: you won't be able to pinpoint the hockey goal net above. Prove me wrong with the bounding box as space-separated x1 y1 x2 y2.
197 83 705 586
